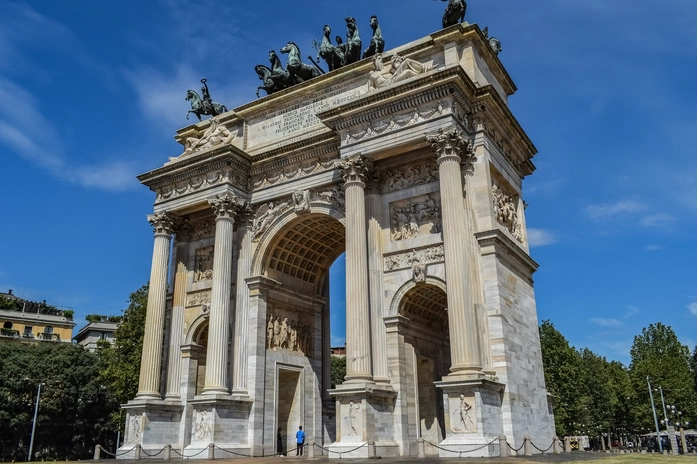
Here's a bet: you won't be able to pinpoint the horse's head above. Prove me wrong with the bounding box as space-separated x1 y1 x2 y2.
269 50 278 62
323 25 331 37
280 42 297 55
185 89 197 101
370 16 378 29
255 65 271 79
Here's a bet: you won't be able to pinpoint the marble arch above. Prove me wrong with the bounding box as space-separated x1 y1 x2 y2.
122 24 555 459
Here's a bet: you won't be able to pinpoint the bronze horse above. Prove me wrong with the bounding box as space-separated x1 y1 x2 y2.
440 0 467 28
362 15 385 59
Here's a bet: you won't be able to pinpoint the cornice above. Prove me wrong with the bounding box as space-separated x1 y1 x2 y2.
475 228 538 275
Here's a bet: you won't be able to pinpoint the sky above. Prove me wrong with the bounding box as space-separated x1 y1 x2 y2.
1 0 696 365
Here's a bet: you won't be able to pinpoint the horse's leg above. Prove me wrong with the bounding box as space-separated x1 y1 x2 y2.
186 110 191 120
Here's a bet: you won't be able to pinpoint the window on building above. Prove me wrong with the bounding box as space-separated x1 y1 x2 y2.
100 332 107 340
44 326 53 334
23 326 34 337
3 321 12 329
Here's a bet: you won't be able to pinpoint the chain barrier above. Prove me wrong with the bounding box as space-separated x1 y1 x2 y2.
313 442 367 458
141 447 166 457
214 444 261 458
99 445 137 457
424 438 498 457
506 440 525 452
167 446 210 459
530 440 554 453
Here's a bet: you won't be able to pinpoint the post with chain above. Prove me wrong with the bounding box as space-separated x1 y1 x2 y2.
417 437 425 458
134 444 142 460
564 436 571 453
164 444 172 460
307 441 315 458
93 444 101 460
208 442 215 459
499 435 508 457
553 436 561 454
523 436 532 456
368 441 376 458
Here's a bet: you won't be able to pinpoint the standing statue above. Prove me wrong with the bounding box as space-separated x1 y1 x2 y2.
186 79 227 121
362 15 385 59
314 25 344 72
280 42 323 84
439 0 467 29
336 17 361 66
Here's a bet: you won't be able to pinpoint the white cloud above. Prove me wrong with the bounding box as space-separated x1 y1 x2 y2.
527 228 557 247
639 213 675 228
645 244 663 251
622 306 640 318
583 200 645 221
688 302 697 317
590 318 623 327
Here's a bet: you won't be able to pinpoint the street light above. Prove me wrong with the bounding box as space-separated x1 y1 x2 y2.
28 383 45 462
647 377 663 453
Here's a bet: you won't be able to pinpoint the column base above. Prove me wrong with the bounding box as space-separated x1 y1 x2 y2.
119 399 184 459
188 394 253 448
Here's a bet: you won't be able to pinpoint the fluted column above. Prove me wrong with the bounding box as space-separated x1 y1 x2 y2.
165 221 193 399
137 212 176 399
232 207 253 393
338 155 373 383
426 128 482 375
366 191 388 383
202 193 244 395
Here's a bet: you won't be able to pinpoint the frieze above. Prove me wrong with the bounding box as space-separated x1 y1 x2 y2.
193 246 214 282
389 194 441 241
251 157 336 190
343 101 444 146
186 289 212 307
384 244 445 271
190 219 215 241
156 168 246 202
492 180 523 243
266 308 313 357
376 160 439 193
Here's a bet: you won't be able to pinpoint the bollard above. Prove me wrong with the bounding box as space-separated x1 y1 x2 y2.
499 435 508 458
368 441 376 458
417 438 425 458
164 444 171 460
134 444 142 460
93 445 101 460
553 436 561 454
523 436 532 456
307 441 315 459
564 437 571 453
208 442 215 459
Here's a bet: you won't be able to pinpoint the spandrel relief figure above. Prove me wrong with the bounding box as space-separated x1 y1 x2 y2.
252 201 289 241
451 394 476 433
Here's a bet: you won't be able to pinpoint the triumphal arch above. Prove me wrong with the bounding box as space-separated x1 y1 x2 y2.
121 23 555 458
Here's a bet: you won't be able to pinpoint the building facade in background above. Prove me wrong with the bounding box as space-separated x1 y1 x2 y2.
0 290 75 343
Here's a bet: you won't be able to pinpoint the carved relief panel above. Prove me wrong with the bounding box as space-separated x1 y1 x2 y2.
492 178 523 243
193 246 214 282
384 245 445 271
389 194 441 241
449 393 477 434
342 400 362 438
192 410 212 442
266 307 313 357
376 160 439 193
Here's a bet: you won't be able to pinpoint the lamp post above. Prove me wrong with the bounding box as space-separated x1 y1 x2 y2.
647 377 663 453
28 383 45 462
662 405 687 454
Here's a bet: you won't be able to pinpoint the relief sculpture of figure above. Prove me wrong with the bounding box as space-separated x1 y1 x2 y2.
252 201 289 241
451 394 475 433
292 189 311 214
368 53 430 91
267 314 274 349
362 15 385 59
345 401 360 436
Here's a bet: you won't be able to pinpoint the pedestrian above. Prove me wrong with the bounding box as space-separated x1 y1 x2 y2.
277 427 283 456
296 425 306 456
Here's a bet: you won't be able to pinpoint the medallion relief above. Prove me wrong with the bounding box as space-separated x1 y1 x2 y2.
389 194 441 241
384 245 444 271
266 309 313 357
492 180 523 243
193 246 214 282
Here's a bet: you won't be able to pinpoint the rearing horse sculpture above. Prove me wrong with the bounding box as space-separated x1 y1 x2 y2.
337 17 361 66
316 25 344 72
280 42 323 84
185 89 227 121
440 0 467 29
362 15 385 59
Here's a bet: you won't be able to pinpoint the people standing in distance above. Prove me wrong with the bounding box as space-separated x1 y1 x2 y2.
296 425 306 456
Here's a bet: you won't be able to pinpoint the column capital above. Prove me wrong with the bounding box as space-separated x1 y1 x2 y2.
337 155 372 188
208 192 246 220
426 128 475 173
147 212 177 236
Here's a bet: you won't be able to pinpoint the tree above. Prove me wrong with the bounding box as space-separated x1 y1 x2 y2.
330 355 346 389
539 320 583 436
691 346 697 396
628 323 697 431
0 343 118 460
99 284 148 431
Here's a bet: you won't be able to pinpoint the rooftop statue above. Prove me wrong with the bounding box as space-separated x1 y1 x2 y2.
439 0 467 29
186 79 227 121
362 15 385 59
280 41 324 84
367 53 431 91
336 17 362 66
254 50 293 97
314 25 345 72
482 27 502 55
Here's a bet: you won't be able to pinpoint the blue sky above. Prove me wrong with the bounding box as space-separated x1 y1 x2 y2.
1 0 696 364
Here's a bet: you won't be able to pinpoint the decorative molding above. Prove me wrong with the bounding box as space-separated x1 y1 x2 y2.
389 194 441 241
265 308 313 357
251 157 336 190
193 247 214 282
492 180 523 243
337 155 372 186
186 289 212 307
426 127 476 175
209 192 246 220
343 101 444 145
156 168 246 202
384 244 445 271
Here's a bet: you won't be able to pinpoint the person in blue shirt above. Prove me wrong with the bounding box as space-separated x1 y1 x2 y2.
296 426 306 456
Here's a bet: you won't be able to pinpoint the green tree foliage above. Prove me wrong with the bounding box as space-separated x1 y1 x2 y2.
539 320 582 436
99 284 148 429
330 355 346 389
0 343 118 460
691 346 697 395
628 323 697 431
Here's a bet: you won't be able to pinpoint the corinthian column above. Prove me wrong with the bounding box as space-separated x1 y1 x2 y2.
232 206 253 393
338 155 373 383
137 212 176 399
202 193 244 395
426 128 482 375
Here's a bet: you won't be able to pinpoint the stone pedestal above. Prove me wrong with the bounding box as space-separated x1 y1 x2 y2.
184 395 253 457
434 378 505 457
119 399 184 458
